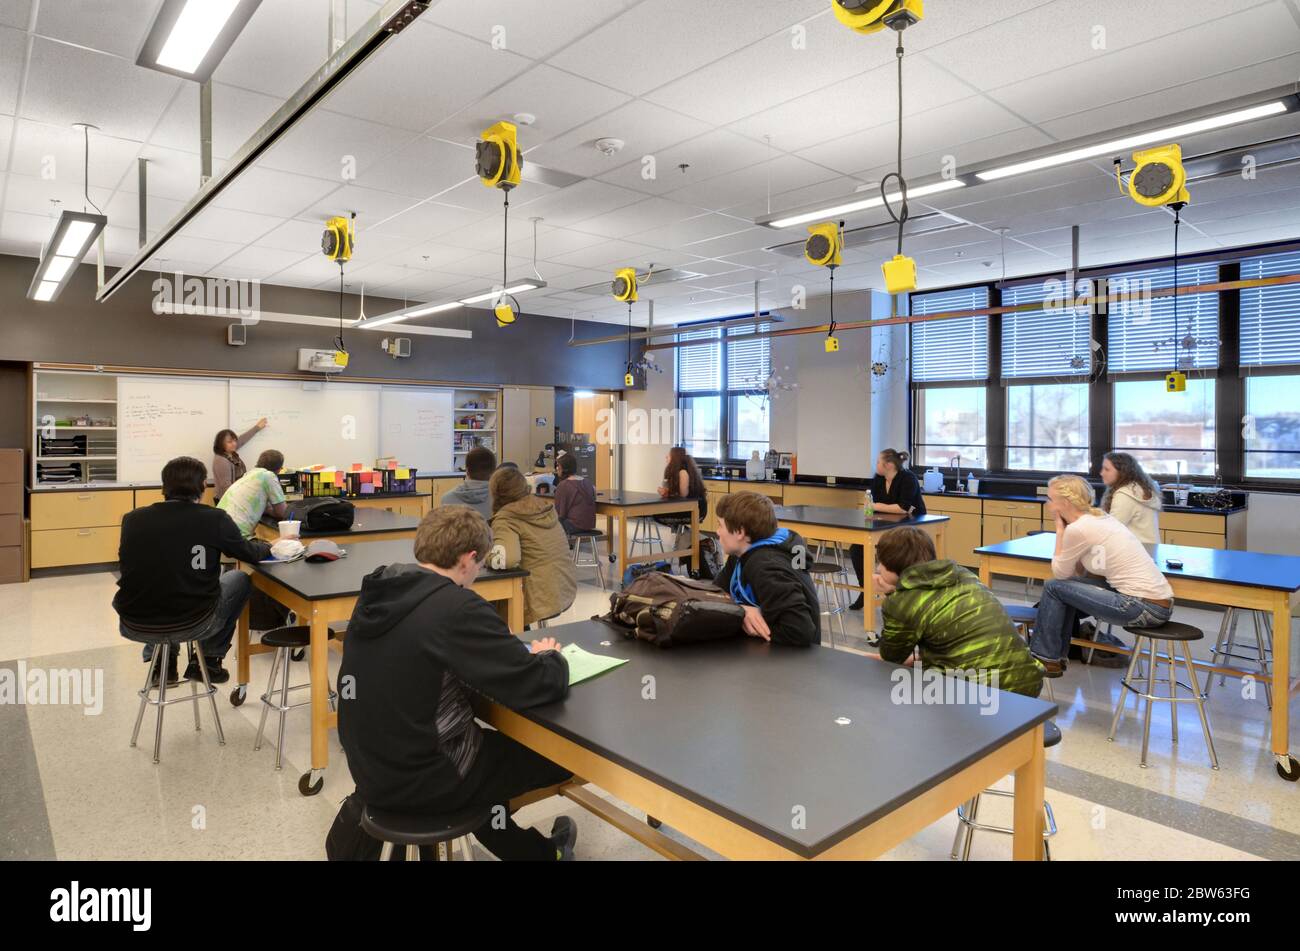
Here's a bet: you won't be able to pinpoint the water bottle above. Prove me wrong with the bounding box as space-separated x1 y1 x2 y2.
863 489 874 517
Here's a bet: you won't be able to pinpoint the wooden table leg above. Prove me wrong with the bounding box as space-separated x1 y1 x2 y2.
862 532 876 633
309 606 330 774
1012 725 1046 860
508 576 525 633
236 599 251 688
689 506 699 573
978 556 991 587
617 509 628 588
1271 592 1293 768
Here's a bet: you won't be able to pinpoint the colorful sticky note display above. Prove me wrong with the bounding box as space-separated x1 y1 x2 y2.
360 482 375 494
350 463 363 471
334 471 345 485
395 468 410 479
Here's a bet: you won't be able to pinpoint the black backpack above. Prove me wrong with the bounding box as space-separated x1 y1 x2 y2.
287 497 355 531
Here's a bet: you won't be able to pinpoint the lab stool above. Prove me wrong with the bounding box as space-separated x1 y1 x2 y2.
1206 607 1273 708
254 624 339 770
951 720 1060 861
1002 602 1055 703
809 561 849 648
128 638 226 765
1107 621 1218 770
361 803 489 861
570 529 606 590
629 517 665 557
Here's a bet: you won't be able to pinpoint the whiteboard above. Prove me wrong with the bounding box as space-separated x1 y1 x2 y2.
228 379 381 470
118 376 231 483
380 387 454 473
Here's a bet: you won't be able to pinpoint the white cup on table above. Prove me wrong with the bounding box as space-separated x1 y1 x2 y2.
279 520 301 539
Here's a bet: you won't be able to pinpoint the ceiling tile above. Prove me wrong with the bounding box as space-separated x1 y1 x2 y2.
0 25 25 115
34 0 155 58
424 0 640 60
210 165 340 216
523 99 711 180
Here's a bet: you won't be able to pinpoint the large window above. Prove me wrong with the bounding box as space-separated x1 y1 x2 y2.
1245 376 1300 479
910 287 989 468
1108 262 1220 373
1007 383 1089 471
1240 251 1300 480
912 386 987 469
675 320 770 461
1001 278 1092 379
1114 378 1217 477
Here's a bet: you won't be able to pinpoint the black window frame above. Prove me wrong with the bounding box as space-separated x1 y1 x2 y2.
674 314 773 465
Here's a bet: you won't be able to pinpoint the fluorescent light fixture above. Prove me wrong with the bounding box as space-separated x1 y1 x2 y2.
26 210 107 303
573 390 597 398
976 100 1289 182
763 179 966 229
136 0 262 83
359 300 463 329
459 280 546 304
354 280 547 330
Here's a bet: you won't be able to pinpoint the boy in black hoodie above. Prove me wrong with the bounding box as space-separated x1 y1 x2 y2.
338 505 577 860
713 491 821 647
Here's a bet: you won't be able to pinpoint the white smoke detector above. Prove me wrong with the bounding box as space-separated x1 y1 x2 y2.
595 137 625 156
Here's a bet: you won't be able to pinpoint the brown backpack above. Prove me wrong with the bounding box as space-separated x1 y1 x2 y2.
603 572 746 648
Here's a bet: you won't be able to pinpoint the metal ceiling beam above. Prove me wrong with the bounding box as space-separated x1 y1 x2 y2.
567 311 783 348
96 0 430 302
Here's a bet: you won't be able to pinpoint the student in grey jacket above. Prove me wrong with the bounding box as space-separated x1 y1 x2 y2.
211 419 267 502
441 446 495 519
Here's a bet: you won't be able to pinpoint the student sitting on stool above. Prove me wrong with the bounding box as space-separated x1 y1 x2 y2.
488 466 578 628
553 452 596 538
867 527 1044 697
441 447 495 520
713 491 821 647
338 506 577 860
217 449 289 539
114 456 271 687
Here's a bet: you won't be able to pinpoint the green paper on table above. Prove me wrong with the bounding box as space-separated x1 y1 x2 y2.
560 643 628 686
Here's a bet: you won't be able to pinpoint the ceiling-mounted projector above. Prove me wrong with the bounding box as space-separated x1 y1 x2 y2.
298 348 348 374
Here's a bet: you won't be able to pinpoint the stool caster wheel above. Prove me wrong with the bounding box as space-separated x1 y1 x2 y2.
230 684 247 707
299 770 324 796
291 648 306 662
1277 754 1300 782
608 554 617 564
646 816 662 829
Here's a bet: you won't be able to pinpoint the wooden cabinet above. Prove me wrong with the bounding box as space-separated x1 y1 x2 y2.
32 489 133 532
1163 529 1225 550
783 485 862 509
30 488 133 569
31 526 121 568
983 516 1012 546
1159 510 1246 550
133 487 213 508
353 496 428 518
703 488 729 532
1011 517 1042 540
420 477 466 507
941 513 983 567
731 481 784 501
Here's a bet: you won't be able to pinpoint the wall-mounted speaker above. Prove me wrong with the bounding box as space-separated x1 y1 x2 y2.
227 324 247 346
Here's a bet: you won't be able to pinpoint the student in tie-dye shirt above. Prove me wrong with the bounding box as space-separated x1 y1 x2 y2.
217 449 288 539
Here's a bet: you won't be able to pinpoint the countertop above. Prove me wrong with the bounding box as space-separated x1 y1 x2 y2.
924 488 1246 516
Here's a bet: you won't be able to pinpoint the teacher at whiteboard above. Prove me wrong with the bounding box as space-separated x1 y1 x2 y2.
212 419 268 503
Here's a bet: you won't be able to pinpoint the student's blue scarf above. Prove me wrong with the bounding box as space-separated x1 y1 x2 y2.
728 528 792 607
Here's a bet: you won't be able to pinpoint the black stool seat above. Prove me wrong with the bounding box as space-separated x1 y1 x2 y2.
570 528 604 538
259 625 337 649
1043 720 1062 748
361 804 492 846
808 561 843 575
1003 603 1038 623
1124 621 1202 642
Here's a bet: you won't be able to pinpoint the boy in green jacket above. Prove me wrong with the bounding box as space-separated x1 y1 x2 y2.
870 527 1044 698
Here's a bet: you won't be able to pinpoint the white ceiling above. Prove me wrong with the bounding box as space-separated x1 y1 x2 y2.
2 0 1300 327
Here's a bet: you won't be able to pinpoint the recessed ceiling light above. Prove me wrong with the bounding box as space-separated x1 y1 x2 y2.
137 0 263 83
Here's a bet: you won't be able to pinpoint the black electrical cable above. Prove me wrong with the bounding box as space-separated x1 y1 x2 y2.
1172 204 1182 367
334 261 346 353
879 34 908 257
827 268 836 339
82 125 103 216
501 189 510 306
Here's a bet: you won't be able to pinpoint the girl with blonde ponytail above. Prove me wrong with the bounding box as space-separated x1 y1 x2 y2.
1028 473 1174 677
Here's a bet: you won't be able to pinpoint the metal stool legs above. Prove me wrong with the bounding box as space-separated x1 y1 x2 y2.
377 835 476 862
129 641 225 764
1207 608 1273 708
1108 637 1218 769
571 535 606 590
255 645 337 770
951 791 1057 860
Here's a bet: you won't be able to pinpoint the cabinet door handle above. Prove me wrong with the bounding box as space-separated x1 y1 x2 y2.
77 494 92 500
78 529 91 536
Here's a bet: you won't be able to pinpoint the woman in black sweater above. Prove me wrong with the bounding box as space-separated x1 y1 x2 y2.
850 448 926 610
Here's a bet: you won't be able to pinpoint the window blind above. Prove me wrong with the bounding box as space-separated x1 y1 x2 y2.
1001 278 1091 378
676 326 721 392
1107 262 1219 372
1240 251 1300 368
726 322 772 389
909 286 990 382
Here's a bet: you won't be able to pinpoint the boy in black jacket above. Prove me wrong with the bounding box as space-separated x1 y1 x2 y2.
713 491 821 647
114 456 271 686
338 505 577 861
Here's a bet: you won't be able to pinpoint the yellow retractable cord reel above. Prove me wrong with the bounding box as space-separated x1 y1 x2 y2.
832 1 923 323
1115 144 1191 392
805 221 843 351
321 212 355 368
613 267 641 386
476 120 524 327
